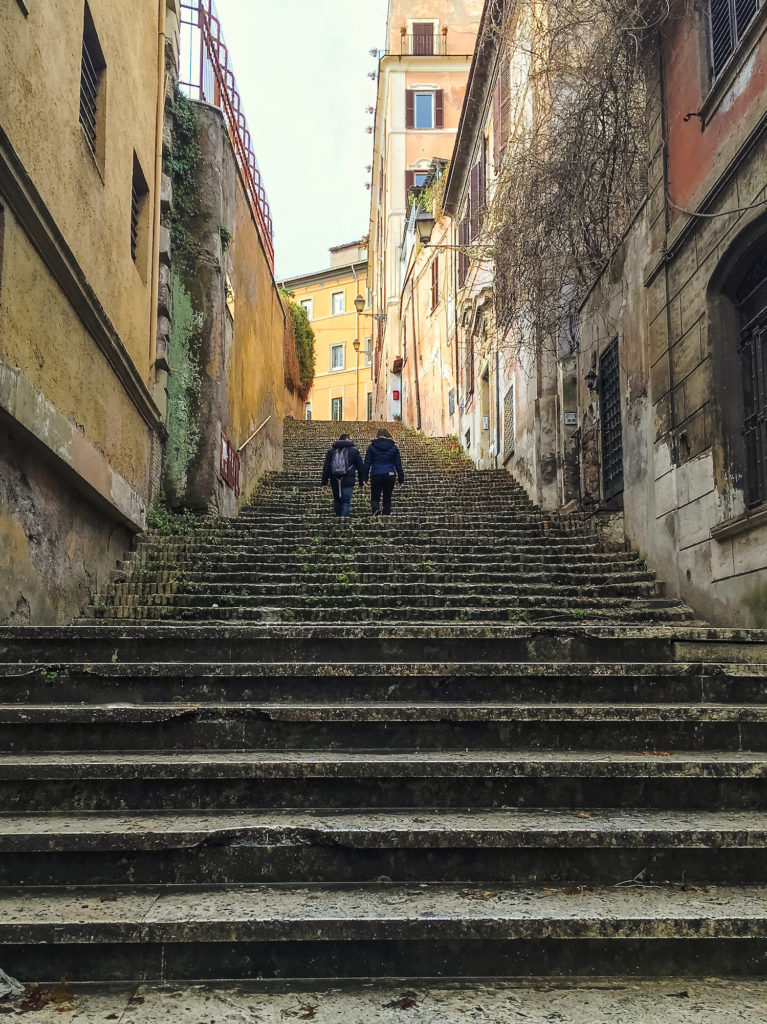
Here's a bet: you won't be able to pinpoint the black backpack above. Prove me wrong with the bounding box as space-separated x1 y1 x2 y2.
330 446 352 478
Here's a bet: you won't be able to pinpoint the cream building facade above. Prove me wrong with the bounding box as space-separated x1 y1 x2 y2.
281 240 372 423
368 0 483 422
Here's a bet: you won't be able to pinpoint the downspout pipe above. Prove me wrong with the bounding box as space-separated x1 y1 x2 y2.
149 0 167 379
410 279 422 430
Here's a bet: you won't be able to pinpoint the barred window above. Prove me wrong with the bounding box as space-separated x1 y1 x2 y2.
79 4 105 158
599 340 624 500
737 253 767 506
503 384 515 461
709 0 763 78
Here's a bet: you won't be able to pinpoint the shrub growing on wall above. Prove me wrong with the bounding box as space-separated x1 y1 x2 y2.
280 290 316 400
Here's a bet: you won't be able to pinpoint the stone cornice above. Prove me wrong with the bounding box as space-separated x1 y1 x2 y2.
0 126 163 432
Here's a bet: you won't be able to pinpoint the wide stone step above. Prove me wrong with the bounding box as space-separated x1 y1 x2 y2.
2 883 766 981
6 624 749 664
2 809 767 888
3 660 765 705
8 979 762 1022
1 749 764 812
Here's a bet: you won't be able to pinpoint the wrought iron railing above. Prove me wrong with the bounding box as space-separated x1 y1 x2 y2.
179 1 274 268
397 31 447 56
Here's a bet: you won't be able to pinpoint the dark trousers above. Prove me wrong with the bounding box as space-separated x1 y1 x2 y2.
332 480 355 517
370 474 396 515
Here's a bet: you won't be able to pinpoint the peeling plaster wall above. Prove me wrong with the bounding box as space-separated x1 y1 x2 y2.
0 417 132 625
165 104 301 515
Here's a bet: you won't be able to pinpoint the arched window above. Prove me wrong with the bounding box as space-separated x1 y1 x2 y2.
737 252 767 505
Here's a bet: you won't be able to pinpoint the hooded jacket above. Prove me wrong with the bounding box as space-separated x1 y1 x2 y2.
321 439 364 488
363 438 404 484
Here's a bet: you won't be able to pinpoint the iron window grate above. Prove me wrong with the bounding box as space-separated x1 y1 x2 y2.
79 7 104 157
130 181 140 260
709 0 763 78
599 340 624 500
503 384 515 461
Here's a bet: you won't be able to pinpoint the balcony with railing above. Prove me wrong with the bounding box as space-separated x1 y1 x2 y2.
179 1 274 268
395 28 448 55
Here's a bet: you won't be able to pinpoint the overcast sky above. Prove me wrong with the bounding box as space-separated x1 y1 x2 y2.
212 0 389 280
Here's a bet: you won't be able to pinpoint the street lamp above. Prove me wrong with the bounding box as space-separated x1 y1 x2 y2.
354 295 365 421
415 207 435 245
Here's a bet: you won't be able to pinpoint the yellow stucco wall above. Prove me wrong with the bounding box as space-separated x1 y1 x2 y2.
229 179 304 474
0 0 161 377
288 269 374 422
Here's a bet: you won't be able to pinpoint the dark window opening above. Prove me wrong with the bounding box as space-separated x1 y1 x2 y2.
599 339 624 500
79 3 105 157
709 0 763 78
457 216 469 286
737 252 767 506
430 256 439 311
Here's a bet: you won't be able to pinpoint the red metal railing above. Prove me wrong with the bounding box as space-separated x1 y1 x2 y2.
179 1 274 268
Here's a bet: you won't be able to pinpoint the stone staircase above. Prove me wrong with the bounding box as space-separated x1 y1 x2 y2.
0 418 766 1011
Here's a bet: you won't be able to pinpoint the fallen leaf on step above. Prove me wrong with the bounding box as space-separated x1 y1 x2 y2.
642 751 670 757
459 888 494 901
100 893 120 903
576 811 592 818
678 883 709 893
128 996 145 1006
665 991 690 999
383 992 419 1010
281 1002 317 1020
562 885 592 896
18 982 74 1013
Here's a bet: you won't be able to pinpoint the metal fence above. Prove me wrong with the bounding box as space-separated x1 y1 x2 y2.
179 1 274 268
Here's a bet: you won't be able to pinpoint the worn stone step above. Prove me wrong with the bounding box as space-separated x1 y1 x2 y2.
2 809 767 888
1 749 764 812
2 700 763 752
2 883 766 981
5 624 755 664
3 660 765 704
6 979 761 1022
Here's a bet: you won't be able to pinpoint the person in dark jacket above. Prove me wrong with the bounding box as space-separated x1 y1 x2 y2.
362 428 404 516
321 434 365 517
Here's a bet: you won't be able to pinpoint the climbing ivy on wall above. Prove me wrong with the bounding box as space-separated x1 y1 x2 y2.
281 290 316 400
169 86 203 279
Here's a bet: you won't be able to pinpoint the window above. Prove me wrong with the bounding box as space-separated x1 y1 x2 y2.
412 22 435 54
737 252 767 505
430 256 439 311
366 392 373 420
130 154 149 270
405 90 443 130
331 291 345 315
79 3 105 161
504 384 515 461
457 217 469 287
599 339 624 500
364 338 372 365
330 344 345 370
492 52 511 172
305 404 312 421
709 0 764 78
331 397 343 421
405 170 429 203
300 298 313 320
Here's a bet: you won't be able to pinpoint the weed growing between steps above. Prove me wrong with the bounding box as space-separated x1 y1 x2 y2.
146 505 199 536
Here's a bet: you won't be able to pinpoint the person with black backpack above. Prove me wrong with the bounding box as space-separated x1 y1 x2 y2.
321 433 365 517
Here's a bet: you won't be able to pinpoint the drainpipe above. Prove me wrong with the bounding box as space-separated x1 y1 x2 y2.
148 0 168 378
495 344 501 469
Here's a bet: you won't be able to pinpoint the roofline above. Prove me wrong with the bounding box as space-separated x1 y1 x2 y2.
279 259 369 291
443 0 512 218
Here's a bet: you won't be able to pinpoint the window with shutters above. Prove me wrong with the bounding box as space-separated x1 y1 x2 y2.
457 217 469 287
468 160 485 241
366 392 373 420
599 340 624 500
492 53 511 173
464 323 475 398
405 90 443 130
79 3 106 166
300 298 313 320
737 252 767 506
331 397 343 421
430 257 439 312
331 291 345 316
330 344 345 371
405 170 429 206
412 22 435 55
709 0 764 78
